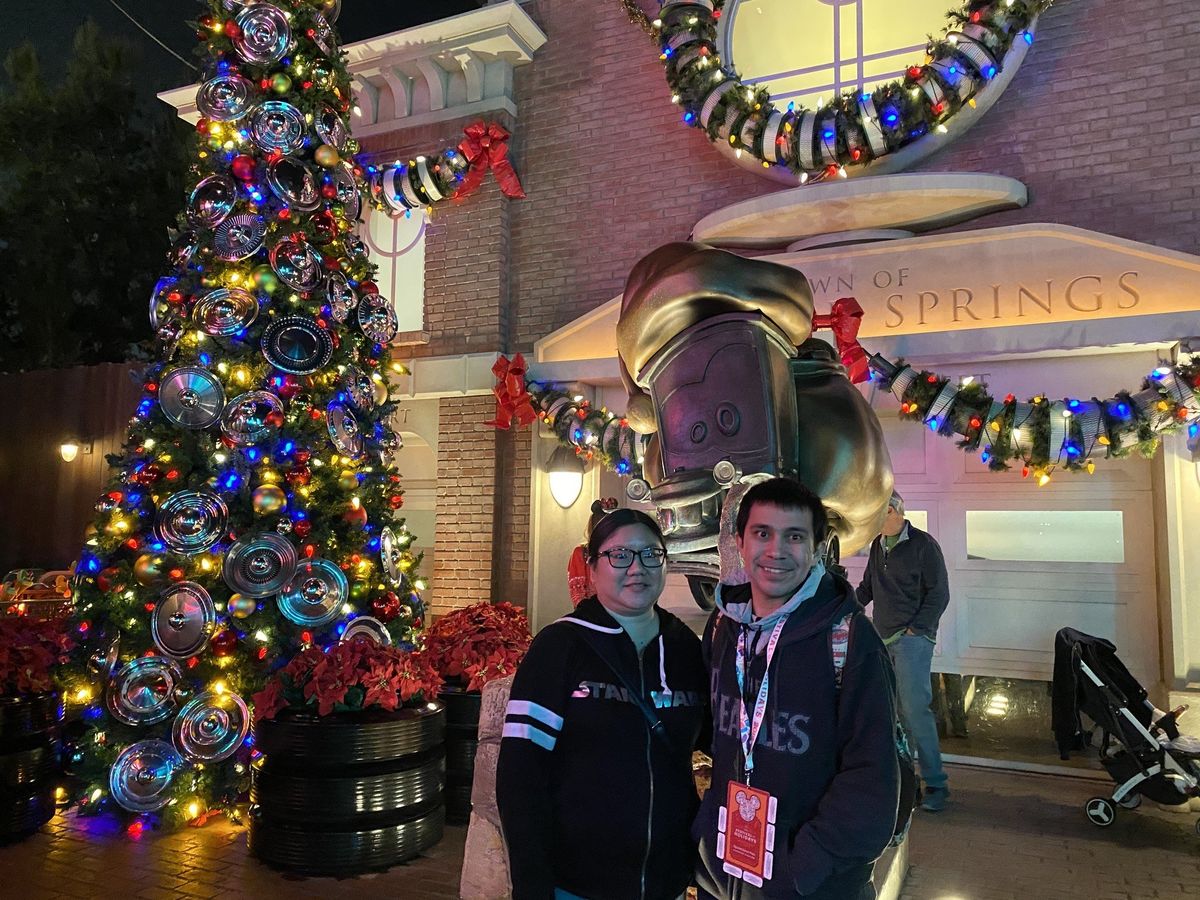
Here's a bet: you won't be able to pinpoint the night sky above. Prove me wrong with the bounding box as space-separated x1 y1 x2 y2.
0 1 483 103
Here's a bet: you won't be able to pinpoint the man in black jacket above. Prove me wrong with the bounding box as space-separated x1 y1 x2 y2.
857 492 950 812
696 478 899 899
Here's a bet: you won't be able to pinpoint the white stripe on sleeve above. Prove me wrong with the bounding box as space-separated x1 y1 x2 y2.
505 699 564 731
502 722 557 750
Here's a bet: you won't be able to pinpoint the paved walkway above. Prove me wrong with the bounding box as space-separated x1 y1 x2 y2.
900 766 1200 900
2 765 1198 899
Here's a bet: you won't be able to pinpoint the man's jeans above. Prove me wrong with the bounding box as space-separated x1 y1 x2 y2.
888 635 947 790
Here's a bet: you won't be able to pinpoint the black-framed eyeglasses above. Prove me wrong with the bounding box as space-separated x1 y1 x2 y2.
596 547 667 569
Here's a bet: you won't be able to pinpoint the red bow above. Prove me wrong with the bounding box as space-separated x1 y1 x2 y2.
812 297 869 383
485 353 537 429
455 122 526 201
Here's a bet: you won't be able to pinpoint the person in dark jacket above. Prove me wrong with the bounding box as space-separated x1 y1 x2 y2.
856 491 950 811
497 507 709 900
696 478 899 900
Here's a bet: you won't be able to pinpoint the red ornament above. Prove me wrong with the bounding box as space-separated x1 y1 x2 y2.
286 466 312 486
97 567 123 593
320 182 338 200
343 504 368 529
210 629 238 658
388 495 404 510
293 520 312 538
275 375 301 399
223 21 241 40
907 66 922 79
230 155 256 181
358 281 379 296
295 449 311 463
372 591 401 622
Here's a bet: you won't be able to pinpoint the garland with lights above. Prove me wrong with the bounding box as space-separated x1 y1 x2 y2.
867 353 1200 485
515 350 1200 488
58 0 428 831
646 0 1053 182
363 121 525 220
526 383 645 479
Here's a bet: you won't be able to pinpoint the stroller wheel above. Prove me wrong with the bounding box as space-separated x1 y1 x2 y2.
1116 793 1141 809
1085 797 1116 827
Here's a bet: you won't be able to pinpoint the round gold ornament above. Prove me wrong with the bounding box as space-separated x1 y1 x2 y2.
313 144 340 168
337 470 359 491
372 379 389 406
270 73 293 94
252 484 288 515
133 554 168 587
227 594 257 618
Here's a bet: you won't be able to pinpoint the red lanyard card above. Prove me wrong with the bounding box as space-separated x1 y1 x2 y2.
717 780 777 887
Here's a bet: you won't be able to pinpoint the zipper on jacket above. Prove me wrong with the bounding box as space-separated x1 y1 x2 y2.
638 646 653 900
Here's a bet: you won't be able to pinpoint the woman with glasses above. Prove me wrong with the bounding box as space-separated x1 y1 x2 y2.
497 507 709 900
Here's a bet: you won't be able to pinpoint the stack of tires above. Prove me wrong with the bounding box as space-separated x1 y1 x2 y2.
249 702 446 875
0 693 61 843
440 687 482 826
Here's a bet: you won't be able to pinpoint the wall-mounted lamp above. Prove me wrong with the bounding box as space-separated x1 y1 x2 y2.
546 445 586 509
60 439 92 463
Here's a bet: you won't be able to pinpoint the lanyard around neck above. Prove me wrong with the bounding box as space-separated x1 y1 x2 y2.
734 616 787 781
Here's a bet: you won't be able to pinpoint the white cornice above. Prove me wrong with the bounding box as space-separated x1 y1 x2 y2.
158 1 545 131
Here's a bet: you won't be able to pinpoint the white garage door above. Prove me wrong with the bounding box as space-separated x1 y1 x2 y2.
845 354 1162 688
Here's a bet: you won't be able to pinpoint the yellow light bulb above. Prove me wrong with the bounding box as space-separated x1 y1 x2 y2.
74 687 92 703
1037 473 1051 487
187 801 201 818
212 681 227 695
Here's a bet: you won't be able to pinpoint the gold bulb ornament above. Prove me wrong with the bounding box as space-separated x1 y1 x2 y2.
372 379 389 406
313 144 340 168
338 470 359 491
252 484 288 515
228 594 257 619
133 553 168 587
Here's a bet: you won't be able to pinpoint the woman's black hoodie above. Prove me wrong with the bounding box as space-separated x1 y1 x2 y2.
497 597 709 900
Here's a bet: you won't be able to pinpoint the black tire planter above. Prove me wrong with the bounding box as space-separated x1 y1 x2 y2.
250 703 446 875
0 693 62 844
439 687 482 826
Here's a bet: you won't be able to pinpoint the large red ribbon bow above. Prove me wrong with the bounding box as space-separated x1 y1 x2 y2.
812 297 869 383
485 353 537 429
455 122 526 201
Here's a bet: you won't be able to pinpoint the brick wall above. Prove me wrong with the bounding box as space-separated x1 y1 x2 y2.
921 0 1200 252
432 394 500 613
507 0 777 351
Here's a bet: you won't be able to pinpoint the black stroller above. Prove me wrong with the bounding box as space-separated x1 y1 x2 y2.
1052 628 1200 834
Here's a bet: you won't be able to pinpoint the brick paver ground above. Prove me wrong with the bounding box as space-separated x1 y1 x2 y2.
900 766 1200 900
2 765 1198 899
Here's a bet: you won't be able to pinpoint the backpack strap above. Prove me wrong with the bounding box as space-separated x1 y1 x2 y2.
832 612 854 688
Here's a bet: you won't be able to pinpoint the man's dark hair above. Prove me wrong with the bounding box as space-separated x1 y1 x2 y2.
586 507 665 565
735 477 829 544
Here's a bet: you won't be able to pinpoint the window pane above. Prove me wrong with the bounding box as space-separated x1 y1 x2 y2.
965 511 1124 563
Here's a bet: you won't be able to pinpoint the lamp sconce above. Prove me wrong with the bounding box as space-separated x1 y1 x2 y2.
60 439 93 463
546 444 586 509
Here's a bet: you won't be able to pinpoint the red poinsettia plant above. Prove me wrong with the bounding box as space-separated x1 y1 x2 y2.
422 601 532 692
0 615 74 695
252 638 443 721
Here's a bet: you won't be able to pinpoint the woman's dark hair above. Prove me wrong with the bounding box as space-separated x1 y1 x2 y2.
586 508 665 565
735 477 828 544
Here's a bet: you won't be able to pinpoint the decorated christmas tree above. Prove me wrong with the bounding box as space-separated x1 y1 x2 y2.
58 0 427 827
